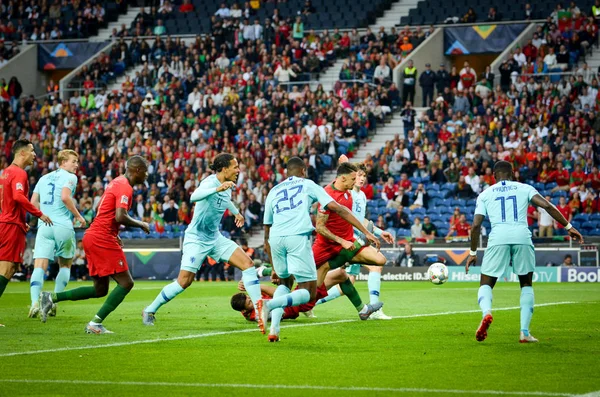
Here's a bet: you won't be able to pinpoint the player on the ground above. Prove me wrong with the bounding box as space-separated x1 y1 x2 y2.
29 149 86 318
466 161 583 343
0 139 53 319
142 153 262 325
259 157 380 341
316 158 394 319
39 156 150 333
313 162 390 319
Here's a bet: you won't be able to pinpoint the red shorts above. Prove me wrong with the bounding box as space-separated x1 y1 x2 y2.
313 243 343 268
284 283 329 319
83 233 128 277
0 223 26 263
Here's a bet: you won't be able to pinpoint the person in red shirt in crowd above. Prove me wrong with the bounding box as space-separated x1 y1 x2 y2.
586 166 600 190
257 159 274 182
446 214 471 239
555 196 573 236
399 172 412 192
0 140 53 308
459 62 476 90
569 164 586 193
538 163 551 183
382 177 398 203
550 162 570 192
481 167 496 188
40 156 150 334
83 75 95 89
361 180 374 200
339 32 350 55
179 0 194 12
283 128 301 149
527 205 538 232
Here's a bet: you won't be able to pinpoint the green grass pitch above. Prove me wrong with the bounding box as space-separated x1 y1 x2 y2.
0 280 599 396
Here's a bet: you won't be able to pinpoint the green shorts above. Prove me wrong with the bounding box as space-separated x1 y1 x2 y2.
269 234 316 283
481 244 535 278
33 224 76 260
180 234 238 273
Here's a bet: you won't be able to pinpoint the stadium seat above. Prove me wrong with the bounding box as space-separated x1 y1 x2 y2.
148 231 162 239
120 231 133 239
574 214 590 222
545 182 557 190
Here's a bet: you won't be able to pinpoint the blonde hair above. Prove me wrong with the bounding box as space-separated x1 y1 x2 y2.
58 149 79 165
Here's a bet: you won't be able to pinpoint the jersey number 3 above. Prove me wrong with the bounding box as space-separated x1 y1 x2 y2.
42 182 56 206
274 186 303 214
495 195 517 222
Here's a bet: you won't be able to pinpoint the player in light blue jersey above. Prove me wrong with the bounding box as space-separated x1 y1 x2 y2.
466 161 583 343
260 157 380 341
29 150 86 318
143 153 262 326
315 160 394 320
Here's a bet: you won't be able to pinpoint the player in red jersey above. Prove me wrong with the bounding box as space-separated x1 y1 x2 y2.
39 156 150 334
313 162 389 320
0 140 52 311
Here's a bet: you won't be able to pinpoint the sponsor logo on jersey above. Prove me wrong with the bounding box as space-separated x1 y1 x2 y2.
121 195 129 204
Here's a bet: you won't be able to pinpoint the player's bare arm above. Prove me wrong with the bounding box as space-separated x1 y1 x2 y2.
466 214 484 274
327 202 380 249
115 207 150 234
61 187 86 227
530 194 584 243
315 211 355 250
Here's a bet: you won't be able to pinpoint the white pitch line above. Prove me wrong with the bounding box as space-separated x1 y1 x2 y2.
0 301 578 358
0 379 578 396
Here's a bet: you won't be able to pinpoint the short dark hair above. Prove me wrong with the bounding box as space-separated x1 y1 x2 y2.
336 162 358 177
286 157 305 173
493 160 513 176
230 293 247 312
12 139 31 155
127 155 148 169
210 153 235 173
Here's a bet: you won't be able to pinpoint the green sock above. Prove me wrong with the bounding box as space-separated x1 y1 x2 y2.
0 275 8 298
53 286 97 302
339 278 364 311
94 285 130 322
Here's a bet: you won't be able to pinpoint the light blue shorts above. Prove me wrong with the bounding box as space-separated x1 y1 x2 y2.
33 224 76 260
269 234 317 283
345 264 362 276
180 234 239 273
481 244 535 278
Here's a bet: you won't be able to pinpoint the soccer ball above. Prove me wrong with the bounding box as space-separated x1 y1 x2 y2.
427 262 448 285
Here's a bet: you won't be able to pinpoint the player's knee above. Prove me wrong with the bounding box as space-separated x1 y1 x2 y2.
122 280 134 291
178 277 193 289
95 285 109 297
374 254 387 267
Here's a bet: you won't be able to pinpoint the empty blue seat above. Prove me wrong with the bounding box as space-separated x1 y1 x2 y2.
161 231 174 239
545 182 557 190
590 214 600 222
132 230 146 239
582 221 595 230
148 231 162 239
428 183 440 191
120 231 133 239
163 224 173 232
409 177 422 184
574 213 590 222
551 191 567 198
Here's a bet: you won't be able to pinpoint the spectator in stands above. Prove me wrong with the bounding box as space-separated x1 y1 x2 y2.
562 254 575 267
462 8 477 23
524 3 535 20
163 199 178 224
436 63 450 95
153 19 166 35
538 195 554 237
400 102 416 139
487 7 500 22
465 167 481 194
395 243 420 267
551 162 571 191
443 162 460 183
73 241 88 281
459 61 476 90
389 205 410 229
179 0 194 13
419 63 436 107
215 3 231 18
387 186 410 209
402 60 417 105
421 216 437 241
409 183 429 210
446 214 471 239
452 89 469 114
374 58 391 86
456 175 475 199
302 0 316 15
410 216 423 239
555 196 573 235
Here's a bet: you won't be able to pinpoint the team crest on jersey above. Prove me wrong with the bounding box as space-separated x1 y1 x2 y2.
16 183 23 191
121 195 129 204
344 193 348 200
118 260 124 267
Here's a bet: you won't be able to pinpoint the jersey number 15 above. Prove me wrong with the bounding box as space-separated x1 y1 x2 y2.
495 195 517 222
274 186 304 214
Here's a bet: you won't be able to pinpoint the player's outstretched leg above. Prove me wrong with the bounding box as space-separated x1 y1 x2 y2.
143 272 189 325
260 288 311 334
52 264 71 317
316 285 342 305
29 267 45 318
518 273 537 343
86 272 133 334
475 276 495 342
268 285 290 342
339 278 383 320
366 266 391 320
39 285 98 323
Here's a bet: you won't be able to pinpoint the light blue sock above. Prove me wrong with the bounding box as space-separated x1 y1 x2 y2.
269 285 290 335
266 289 310 310
368 271 382 305
242 267 262 309
30 268 45 305
520 286 534 336
316 286 341 305
145 281 185 313
477 285 493 317
54 268 71 293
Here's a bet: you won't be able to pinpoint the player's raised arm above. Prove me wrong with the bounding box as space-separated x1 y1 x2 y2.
530 194 584 243
325 201 380 249
190 181 235 203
